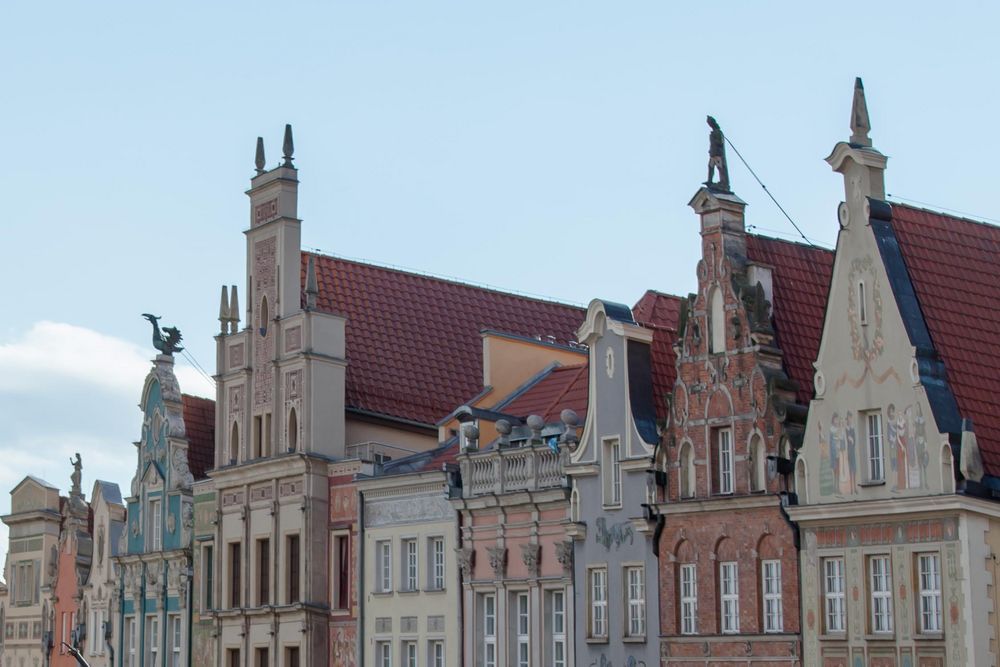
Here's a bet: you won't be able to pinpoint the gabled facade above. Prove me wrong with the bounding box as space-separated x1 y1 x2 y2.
655 153 833 663
788 79 1000 667
1 476 62 667
78 481 124 667
50 460 91 667
566 297 678 667
115 353 203 667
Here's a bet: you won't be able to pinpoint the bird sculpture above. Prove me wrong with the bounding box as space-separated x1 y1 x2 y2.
142 313 185 355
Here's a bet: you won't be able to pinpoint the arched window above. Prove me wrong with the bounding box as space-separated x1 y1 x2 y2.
795 458 808 504
749 435 765 492
570 486 581 523
679 442 695 499
709 285 726 354
941 443 954 494
259 295 269 337
287 408 298 452
229 421 239 464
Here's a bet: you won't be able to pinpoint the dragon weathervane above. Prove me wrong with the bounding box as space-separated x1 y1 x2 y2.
142 313 185 356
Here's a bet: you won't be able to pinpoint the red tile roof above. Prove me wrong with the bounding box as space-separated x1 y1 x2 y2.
503 364 589 422
746 235 834 405
182 394 215 480
890 204 1000 474
305 253 586 425
632 290 683 420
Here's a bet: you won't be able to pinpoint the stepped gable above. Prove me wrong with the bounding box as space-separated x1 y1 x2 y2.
890 204 1000 475
632 290 683 420
746 234 834 405
503 364 589 423
182 394 215 480
304 252 586 426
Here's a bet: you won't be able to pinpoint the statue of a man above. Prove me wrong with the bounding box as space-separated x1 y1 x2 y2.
705 115 731 193
70 453 82 495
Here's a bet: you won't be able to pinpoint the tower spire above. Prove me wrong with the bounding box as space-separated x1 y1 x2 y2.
255 137 266 174
219 285 230 334
282 124 295 168
229 285 240 334
850 77 872 147
305 255 318 311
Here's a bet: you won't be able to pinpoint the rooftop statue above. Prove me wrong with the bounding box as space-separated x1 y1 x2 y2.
705 115 731 193
142 313 185 356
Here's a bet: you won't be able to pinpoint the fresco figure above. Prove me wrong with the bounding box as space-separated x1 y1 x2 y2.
915 404 929 489
895 405 909 490
844 411 858 493
819 420 834 496
832 412 851 495
887 404 900 489
904 405 921 488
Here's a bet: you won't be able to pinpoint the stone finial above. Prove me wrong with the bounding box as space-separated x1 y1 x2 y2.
526 415 544 444
305 256 318 311
461 422 480 451
960 418 984 483
254 137 266 174
850 77 872 147
282 124 295 168
219 285 230 334
229 285 240 334
496 419 512 448
559 409 580 450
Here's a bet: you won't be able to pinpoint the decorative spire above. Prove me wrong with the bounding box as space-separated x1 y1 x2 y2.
282 124 295 168
850 77 872 147
218 285 230 334
254 137 266 174
229 285 240 334
305 255 318 310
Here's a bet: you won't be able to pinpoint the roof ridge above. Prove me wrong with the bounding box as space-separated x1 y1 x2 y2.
748 231 834 254
892 201 1000 233
304 250 587 311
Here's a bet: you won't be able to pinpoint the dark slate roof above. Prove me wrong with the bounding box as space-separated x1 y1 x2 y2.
745 235 834 405
305 252 586 426
94 481 123 506
632 290 683 421
182 395 215 480
889 204 1000 475
378 438 461 476
108 520 125 558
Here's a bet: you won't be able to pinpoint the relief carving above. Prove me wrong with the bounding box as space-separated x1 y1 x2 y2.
487 546 507 579
520 543 540 578
456 548 474 580
555 541 574 573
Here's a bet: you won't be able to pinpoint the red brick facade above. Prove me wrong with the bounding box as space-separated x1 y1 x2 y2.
656 189 807 664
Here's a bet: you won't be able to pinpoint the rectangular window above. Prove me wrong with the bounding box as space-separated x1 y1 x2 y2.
430 537 445 590
762 560 783 632
332 533 350 610
483 593 497 667
589 567 608 639
858 281 868 324
918 553 942 633
551 590 566 667
170 615 182 667
148 617 159 667
869 555 893 634
229 542 241 608
254 647 268 667
680 563 698 635
823 558 846 633
285 646 300 667
226 649 240 667
287 534 300 603
203 545 214 611
376 642 391 667
126 618 136 667
377 540 392 593
865 411 884 482
719 561 739 634
715 428 733 494
402 641 417 667
515 592 529 667
253 414 263 458
151 499 162 550
403 538 418 591
257 538 270 606
602 439 623 505
625 565 646 637
430 640 444 667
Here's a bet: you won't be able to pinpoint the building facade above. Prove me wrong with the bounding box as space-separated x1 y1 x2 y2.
788 79 1000 667
49 460 91 667
78 481 124 667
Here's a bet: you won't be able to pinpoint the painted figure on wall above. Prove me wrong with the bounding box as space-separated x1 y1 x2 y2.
915 404 929 489
819 419 833 496
844 411 857 493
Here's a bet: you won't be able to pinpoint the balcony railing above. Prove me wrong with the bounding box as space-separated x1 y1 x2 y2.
459 444 564 498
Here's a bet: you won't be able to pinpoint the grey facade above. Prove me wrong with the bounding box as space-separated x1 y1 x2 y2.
566 300 663 667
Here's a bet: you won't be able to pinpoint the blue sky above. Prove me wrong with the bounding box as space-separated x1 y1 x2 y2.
1 1 998 552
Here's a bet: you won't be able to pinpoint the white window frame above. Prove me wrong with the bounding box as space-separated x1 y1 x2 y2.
402 640 417 667
403 538 418 592
483 593 497 667
823 557 846 633
869 555 893 634
551 590 566 667
430 537 445 590
170 615 182 667
148 616 159 667
150 499 162 551
719 561 739 634
865 411 884 482
762 559 783 633
589 566 608 639
918 553 942 634
126 617 136 667
376 641 391 667
515 591 529 667
625 565 646 638
603 438 623 506
429 640 444 667
376 540 392 593
680 563 697 635
717 428 733 494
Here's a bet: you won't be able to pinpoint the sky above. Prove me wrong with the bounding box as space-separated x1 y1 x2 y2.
2 1 999 560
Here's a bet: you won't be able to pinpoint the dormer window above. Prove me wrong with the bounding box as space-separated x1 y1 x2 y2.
858 282 868 325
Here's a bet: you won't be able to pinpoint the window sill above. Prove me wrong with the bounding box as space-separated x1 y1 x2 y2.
585 637 609 645
622 636 646 644
370 591 393 598
397 589 420 596
859 480 886 487
914 632 944 641
423 587 446 595
818 633 847 641
864 633 896 641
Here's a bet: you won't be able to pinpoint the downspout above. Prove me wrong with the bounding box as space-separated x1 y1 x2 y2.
455 484 465 667
162 555 168 667
356 489 365 667
187 563 193 667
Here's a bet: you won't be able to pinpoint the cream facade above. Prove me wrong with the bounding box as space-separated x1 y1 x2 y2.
357 464 461 667
788 80 1000 666
79 481 124 667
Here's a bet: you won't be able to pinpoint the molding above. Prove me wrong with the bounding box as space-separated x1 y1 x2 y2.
654 493 782 515
787 492 1000 523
